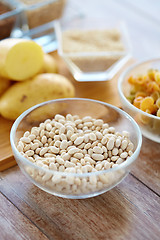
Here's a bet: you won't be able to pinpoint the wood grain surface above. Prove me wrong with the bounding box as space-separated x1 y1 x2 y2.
0 154 160 240
0 51 160 240
1 0 160 239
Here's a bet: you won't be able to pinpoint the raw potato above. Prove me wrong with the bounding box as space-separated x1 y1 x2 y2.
40 54 58 73
0 73 75 120
0 76 11 96
0 38 44 81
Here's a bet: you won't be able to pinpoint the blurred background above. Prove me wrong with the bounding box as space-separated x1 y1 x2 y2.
69 0 160 61
1 0 160 60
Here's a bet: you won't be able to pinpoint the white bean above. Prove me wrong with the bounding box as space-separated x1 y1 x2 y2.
70 134 77 142
59 126 65 134
56 156 64 165
84 143 91 149
82 116 92 122
20 137 31 144
115 138 121 148
52 174 61 184
121 139 128 150
101 136 107 145
111 156 119 162
84 122 93 127
60 140 68 150
120 152 128 159
50 146 59 154
42 173 52 181
96 131 103 139
107 138 115 150
65 161 76 168
68 147 80 155
78 143 85 149
55 122 63 129
74 136 84 146
104 162 111 169
55 114 65 121
62 153 71 160
25 150 34 157
17 144 23 152
127 142 134 151
41 135 47 144
74 153 84 159
89 175 97 185
94 119 103 126
95 163 102 171
92 154 104 161
39 147 48 156
93 146 103 154
89 132 96 141
49 163 57 171
54 140 61 148
116 158 123 164
108 127 115 133
112 148 118 156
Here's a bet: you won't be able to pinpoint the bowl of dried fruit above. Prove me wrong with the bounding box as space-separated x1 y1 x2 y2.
10 98 142 199
118 58 160 143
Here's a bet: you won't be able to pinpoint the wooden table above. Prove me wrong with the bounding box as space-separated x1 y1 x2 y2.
1 52 160 240
1 1 160 239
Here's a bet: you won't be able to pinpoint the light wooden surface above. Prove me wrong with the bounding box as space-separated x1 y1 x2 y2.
1 0 160 239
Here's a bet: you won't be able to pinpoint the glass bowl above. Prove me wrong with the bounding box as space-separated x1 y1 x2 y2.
18 0 66 29
55 12 132 82
0 0 22 40
1 0 66 53
10 98 142 199
118 58 160 143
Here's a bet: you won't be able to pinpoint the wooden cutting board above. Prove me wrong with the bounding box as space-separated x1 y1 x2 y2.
0 52 134 171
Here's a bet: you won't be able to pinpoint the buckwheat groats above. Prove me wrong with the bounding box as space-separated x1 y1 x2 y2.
17 114 134 196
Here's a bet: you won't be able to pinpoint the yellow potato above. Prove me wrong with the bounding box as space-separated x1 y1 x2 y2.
0 76 11 96
0 73 75 120
40 54 58 73
0 38 44 81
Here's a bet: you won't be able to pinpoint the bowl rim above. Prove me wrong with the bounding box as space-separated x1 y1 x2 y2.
118 58 160 120
10 98 142 177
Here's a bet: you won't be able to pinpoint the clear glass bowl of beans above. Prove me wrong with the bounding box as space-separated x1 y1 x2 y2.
10 98 142 199
118 58 160 143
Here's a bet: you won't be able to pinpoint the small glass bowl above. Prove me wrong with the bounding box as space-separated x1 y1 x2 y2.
10 98 142 199
18 0 66 29
0 0 22 40
118 58 160 143
55 13 131 82
8 0 66 53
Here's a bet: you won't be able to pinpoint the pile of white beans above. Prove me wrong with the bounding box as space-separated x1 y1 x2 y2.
17 114 134 196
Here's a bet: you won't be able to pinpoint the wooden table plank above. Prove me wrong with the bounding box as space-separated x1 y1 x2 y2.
1 1 160 239
131 137 160 195
1 166 160 240
0 117 13 159
0 191 48 240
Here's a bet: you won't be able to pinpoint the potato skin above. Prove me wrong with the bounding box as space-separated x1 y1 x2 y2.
0 73 75 120
0 76 11 96
40 54 58 73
